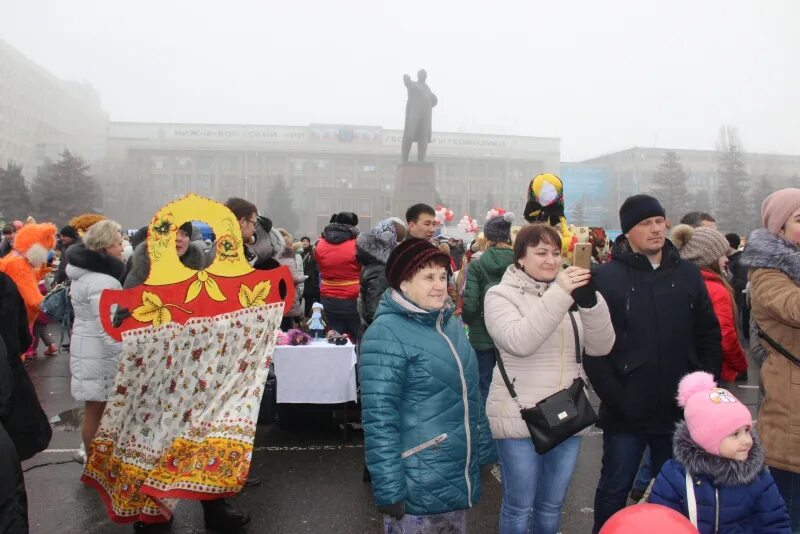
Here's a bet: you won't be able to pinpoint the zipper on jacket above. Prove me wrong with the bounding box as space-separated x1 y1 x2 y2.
435 312 473 508
714 488 719 533
400 433 448 459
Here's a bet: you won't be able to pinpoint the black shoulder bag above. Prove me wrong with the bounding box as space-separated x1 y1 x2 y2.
495 311 597 454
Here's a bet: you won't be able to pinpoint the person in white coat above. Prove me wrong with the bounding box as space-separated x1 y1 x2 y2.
484 223 615 534
66 220 126 453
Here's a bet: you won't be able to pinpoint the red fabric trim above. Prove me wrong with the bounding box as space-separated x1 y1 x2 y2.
140 485 240 501
81 474 172 524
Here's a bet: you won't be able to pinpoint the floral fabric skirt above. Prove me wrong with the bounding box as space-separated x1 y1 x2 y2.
81 304 283 523
383 510 467 534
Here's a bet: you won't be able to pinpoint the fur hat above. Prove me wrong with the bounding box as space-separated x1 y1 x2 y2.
385 238 451 291
69 213 106 234
671 224 730 268
677 372 752 455
761 188 800 236
619 194 665 234
13 223 57 267
484 212 514 243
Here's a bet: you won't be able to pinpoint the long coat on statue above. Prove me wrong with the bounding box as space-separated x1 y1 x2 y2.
403 77 437 143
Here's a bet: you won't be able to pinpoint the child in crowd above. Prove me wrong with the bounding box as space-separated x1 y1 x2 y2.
649 372 790 533
308 302 326 339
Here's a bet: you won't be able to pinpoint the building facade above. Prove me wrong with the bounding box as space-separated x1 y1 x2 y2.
0 39 108 178
579 147 800 228
103 122 560 233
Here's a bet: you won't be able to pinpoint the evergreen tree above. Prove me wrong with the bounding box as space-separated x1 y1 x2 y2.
686 189 712 216
31 150 102 226
0 162 33 221
746 174 774 232
264 176 300 235
714 126 750 234
571 201 586 226
649 151 689 222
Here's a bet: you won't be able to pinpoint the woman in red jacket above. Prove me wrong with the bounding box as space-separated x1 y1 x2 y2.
673 225 748 383
314 212 362 340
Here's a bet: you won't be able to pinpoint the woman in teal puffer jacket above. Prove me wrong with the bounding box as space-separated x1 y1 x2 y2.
360 238 496 533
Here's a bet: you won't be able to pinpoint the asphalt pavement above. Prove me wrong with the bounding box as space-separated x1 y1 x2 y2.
21 331 761 534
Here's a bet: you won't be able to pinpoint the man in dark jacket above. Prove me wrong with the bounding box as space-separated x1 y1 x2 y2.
54 225 81 284
725 232 749 339
584 195 722 532
301 237 320 318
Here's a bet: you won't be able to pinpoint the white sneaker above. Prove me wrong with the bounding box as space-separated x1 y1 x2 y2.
73 443 86 464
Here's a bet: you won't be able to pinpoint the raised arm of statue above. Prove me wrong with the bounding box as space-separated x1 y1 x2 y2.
431 93 438 107
403 74 412 88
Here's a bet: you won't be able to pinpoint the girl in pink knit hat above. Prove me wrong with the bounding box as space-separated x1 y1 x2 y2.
649 372 790 532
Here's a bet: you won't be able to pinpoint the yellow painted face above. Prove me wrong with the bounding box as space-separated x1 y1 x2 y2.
145 194 252 286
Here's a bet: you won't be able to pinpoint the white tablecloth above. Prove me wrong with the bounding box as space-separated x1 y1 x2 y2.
272 340 358 404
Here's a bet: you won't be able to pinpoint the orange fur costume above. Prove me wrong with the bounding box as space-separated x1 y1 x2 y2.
0 223 57 325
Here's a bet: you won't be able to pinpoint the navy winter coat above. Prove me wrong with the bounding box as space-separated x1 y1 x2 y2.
650 422 790 533
360 289 496 516
584 239 722 434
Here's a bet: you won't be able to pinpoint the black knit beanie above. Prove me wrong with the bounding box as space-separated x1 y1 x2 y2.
619 194 665 234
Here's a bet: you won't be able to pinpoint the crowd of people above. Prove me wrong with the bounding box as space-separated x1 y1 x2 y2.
0 183 799 533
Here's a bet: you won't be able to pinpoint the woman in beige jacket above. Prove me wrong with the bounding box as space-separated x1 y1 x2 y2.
484 224 615 534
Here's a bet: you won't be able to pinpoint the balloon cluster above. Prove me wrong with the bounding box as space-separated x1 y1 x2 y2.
457 215 478 235
485 207 507 221
435 205 454 226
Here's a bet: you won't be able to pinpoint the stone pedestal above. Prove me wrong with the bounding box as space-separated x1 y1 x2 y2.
393 162 437 217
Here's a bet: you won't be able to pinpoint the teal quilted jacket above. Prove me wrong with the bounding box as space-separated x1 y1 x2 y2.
360 289 496 516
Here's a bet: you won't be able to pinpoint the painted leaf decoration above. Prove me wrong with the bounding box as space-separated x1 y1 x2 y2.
205 277 227 302
238 284 255 308
132 291 172 327
185 280 203 303
250 281 271 306
152 307 172 327
238 281 271 308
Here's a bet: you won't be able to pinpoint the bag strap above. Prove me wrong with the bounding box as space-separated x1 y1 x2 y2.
494 349 522 409
685 470 698 528
568 311 582 364
758 326 800 367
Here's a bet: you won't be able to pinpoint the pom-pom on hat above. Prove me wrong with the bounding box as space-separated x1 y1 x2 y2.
671 224 730 268
761 188 800 236
484 212 514 243
677 371 752 455
385 238 451 291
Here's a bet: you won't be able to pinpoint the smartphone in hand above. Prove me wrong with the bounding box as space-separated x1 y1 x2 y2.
573 243 592 270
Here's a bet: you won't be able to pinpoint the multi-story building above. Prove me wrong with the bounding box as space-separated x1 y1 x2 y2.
579 147 800 228
103 122 560 233
0 38 108 178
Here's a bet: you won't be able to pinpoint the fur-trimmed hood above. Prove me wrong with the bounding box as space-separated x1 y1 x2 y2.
356 232 395 266
66 243 125 281
123 240 208 289
673 421 765 487
740 228 800 282
322 223 358 245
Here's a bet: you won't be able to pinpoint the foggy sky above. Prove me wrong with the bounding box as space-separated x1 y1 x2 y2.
2 0 799 161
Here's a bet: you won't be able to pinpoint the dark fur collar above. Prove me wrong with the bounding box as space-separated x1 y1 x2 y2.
66 243 126 281
356 232 393 266
673 421 765 486
322 223 358 244
740 228 800 281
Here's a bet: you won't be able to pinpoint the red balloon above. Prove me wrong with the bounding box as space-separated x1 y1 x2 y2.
599 503 698 534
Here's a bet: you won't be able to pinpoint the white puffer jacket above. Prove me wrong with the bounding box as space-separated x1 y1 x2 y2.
66 244 125 402
484 265 615 439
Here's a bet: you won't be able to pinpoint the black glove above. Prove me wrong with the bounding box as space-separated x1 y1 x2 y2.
112 306 132 328
377 501 406 520
571 278 597 309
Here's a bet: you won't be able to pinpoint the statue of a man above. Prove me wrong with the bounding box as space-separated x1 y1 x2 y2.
402 69 437 163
